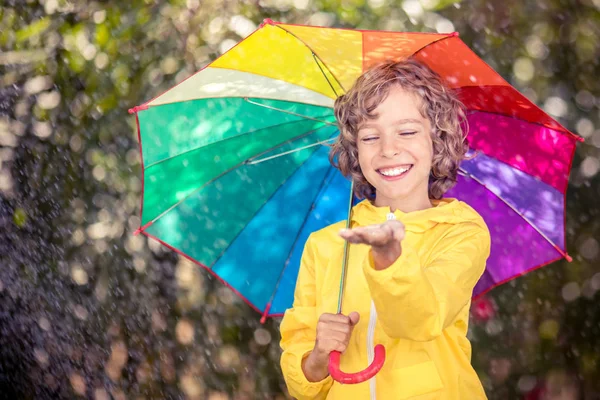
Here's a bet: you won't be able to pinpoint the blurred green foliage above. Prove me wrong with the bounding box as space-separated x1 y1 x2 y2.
0 0 599 399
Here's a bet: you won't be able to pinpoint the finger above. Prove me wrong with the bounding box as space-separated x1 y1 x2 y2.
318 320 352 335
353 226 392 247
348 311 360 326
340 226 388 246
319 313 351 325
321 339 348 354
338 228 364 244
318 334 349 351
387 221 406 241
335 340 349 354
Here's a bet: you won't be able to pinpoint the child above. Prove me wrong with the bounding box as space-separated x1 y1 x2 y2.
279 59 491 399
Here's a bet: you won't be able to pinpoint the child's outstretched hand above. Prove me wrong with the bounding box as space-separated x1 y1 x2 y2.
338 220 405 270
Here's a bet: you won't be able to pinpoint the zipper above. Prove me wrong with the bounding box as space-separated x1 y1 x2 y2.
367 300 377 400
367 212 395 400
371 212 396 399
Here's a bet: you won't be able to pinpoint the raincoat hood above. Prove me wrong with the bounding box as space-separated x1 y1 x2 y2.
351 198 487 233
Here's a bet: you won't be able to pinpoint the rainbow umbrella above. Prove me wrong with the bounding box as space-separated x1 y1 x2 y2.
129 19 582 371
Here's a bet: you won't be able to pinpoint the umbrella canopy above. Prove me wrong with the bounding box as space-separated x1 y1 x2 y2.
129 20 583 322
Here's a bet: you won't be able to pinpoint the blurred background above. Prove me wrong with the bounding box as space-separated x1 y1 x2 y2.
1 0 599 399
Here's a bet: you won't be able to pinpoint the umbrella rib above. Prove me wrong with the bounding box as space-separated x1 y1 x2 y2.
243 98 336 125
241 123 336 166
458 168 572 262
412 35 581 144
138 125 337 233
465 108 579 141
144 115 333 170
206 133 337 274
137 88 336 111
411 32 463 61
274 24 346 96
245 137 336 165
260 164 339 322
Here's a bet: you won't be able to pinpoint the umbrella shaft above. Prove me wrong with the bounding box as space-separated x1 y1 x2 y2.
337 180 354 313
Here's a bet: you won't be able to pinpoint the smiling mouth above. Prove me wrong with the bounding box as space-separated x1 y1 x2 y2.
377 165 413 178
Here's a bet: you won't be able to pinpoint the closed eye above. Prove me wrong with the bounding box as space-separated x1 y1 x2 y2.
361 137 378 142
400 131 417 136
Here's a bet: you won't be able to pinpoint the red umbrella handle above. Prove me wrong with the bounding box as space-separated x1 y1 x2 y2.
328 344 386 384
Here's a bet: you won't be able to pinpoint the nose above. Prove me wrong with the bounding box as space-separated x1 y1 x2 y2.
380 136 399 158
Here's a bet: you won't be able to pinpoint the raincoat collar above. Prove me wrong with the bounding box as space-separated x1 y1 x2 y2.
351 198 478 233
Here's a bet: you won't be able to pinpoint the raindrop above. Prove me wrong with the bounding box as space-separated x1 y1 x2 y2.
109 341 128 367
208 16 225 35
133 257 146 272
543 97 568 118
581 156 600 178
525 36 548 59
539 319 559 339
485 319 503 335
517 375 537 392
36 91 61 110
217 345 241 370
434 19 454 34
307 12 336 27
402 0 424 18
582 280 596 299
513 58 534 82
94 388 110 400
180 374 204 397
229 15 257 38
253 328 272 346
562 282 580 302
176 319 195 344
575 90 595 110
93 10 107 24
576 118 594 138
34 348 50 366
590 272 600 291
71 264 89 285
579 237 599 260
24 76 53 95
69 372 86 396
152 310 168 332
218 39 237 55
73 304 89 320
33 121 53 139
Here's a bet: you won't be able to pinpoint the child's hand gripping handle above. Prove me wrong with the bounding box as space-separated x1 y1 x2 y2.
328 344 386 384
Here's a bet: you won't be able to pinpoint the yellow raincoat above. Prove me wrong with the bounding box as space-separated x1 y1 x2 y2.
280 198 490 399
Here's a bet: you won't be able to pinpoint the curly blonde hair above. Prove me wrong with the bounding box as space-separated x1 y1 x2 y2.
329 59 468 200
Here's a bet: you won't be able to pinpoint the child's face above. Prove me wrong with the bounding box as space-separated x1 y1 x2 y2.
356 85 433 204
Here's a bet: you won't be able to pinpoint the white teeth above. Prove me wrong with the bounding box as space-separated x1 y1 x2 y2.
379 166 410 176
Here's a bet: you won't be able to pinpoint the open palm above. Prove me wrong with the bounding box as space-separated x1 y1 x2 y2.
338 220 406 270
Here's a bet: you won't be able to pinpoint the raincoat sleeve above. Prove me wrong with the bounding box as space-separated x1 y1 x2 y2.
280 234 333 399
362 222 490 342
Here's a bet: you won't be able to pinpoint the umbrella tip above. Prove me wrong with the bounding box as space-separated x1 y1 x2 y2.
129 104 149 114
260 18 275 28
565 253 573 262
450 31 459 37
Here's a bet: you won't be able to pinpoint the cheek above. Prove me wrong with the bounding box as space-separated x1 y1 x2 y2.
356 146 372 171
